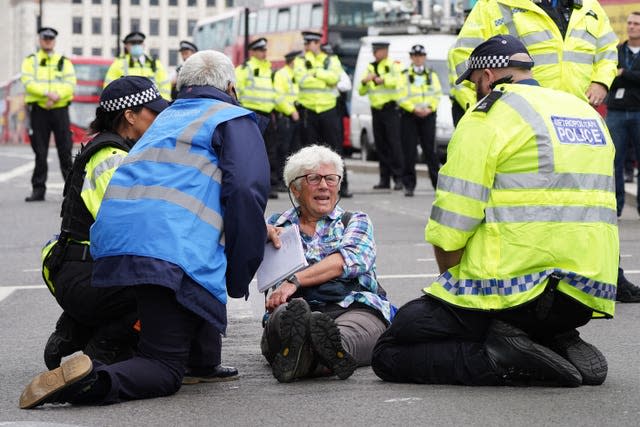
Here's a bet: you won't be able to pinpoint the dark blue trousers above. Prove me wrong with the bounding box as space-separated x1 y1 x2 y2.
90 285 222 404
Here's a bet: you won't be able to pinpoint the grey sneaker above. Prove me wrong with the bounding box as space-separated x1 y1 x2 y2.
271 299 313 383
308 312 357 380
549 329 607 386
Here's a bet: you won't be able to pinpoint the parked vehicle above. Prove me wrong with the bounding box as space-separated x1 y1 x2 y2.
349 33 456 161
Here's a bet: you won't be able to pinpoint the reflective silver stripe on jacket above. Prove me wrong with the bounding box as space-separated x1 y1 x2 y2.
564 51 594 65
498 4 518 36
595 50 618 62
521 29 554 46
494 172 614 191
485 205 617 224
531 53 558 65
430 205 482 231
454 37 485 49
499 92 554 173
82 153 126 192
105 185 223 231
437 175 490 202
596 31 618 48
108 102 233 231
569 29 597 46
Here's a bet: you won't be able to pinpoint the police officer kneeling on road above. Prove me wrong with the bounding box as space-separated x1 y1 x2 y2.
372 35 618 387
41 76 169 372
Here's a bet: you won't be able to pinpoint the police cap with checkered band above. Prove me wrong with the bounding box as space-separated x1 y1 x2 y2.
455 34 534 85
100 76 169 114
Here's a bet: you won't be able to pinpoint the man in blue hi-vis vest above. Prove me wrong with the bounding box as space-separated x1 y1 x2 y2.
20 51 271 409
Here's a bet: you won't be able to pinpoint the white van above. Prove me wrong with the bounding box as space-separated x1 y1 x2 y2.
349 33 457 161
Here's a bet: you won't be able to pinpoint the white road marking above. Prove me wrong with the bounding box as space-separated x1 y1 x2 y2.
0 162 34 183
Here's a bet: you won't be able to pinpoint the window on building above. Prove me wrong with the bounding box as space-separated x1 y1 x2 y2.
131 0 140 5
72 17 83 34
188 19 197 36
169 49 179 66
169 19 178 36
131 18 140 32
150 0 159 4
188 0 197 6
276 7 291 31
150 19 159 36
150 48 160 59
206 0 216 6
72 47 83 56
225 0 233 7
92 47 103 56
112 17 119 35
92 17 102 35
112 48 118 57
92 0 101 4
72 0 82 4
169 0 178 6
111 0 118 4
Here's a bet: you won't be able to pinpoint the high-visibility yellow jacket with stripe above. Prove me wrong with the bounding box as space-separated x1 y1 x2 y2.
447 46 476 112
273 64 298 116
398 66 442 113
104 54 171 100
235 56 276 114
41 132 132 294
425 82 618 318
451 0 618 105
358 57 404 109
293 51 341 113
21 49 76 109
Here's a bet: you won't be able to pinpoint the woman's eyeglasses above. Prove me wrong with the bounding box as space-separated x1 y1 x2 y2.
294 173 342 187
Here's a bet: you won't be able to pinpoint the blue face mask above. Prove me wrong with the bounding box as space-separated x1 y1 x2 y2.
130 44 144 57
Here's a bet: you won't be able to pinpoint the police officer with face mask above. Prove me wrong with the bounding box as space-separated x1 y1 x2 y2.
104 32 171 101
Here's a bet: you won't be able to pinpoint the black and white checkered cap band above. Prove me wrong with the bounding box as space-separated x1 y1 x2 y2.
100 86 161 112
466 55 511 71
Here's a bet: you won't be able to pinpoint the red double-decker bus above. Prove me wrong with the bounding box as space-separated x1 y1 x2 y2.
0 56 112 145
193 0 376 73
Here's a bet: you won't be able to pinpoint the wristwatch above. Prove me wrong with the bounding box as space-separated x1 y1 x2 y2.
286 274 302 290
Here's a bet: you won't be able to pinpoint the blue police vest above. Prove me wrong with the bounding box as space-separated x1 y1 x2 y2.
90 98 255 304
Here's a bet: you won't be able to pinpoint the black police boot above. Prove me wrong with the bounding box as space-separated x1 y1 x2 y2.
25 189 45 202
182 364 239 385
549 329 607 385
484 320 582 387
616 270 640 303
44 313 91 370
373 181 391 190
308 312 357 380
271 298 314 383
20 354 96 409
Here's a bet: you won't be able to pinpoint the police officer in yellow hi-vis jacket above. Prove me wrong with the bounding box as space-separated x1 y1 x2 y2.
21 27 76 202
372 35 618 388
235 37 279 199
398 44 442 196
104 32 171 101
450 0 618 110
293 31 352 198
273 50 301 191
358 41 404 191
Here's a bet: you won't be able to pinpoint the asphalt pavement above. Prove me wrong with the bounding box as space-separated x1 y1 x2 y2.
0 144 639 427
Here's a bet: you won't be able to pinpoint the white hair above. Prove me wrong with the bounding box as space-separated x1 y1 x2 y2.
177 50 236 91
283 145 344 191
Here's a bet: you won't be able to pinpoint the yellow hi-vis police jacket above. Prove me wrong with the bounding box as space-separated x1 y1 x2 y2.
358 57 404 110
104 54 171 101
398 66 442 113
294 51 341 113
425 82 618 318
273 64 299 116
451 0 618 105
21 49 76 109
235 56 276 114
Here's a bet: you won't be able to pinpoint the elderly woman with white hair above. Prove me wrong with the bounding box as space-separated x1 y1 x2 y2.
261 144 395 383
19 50 271 408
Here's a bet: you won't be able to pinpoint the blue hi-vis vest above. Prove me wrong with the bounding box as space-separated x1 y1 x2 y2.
90 98 255 304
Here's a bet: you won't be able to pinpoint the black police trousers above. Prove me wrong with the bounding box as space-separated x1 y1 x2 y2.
49 252 138 363
371 105 403 185
371 293 592 385
29 105 73 192
400 111 439 191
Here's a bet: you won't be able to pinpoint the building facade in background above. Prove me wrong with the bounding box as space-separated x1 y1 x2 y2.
0 0 262 82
